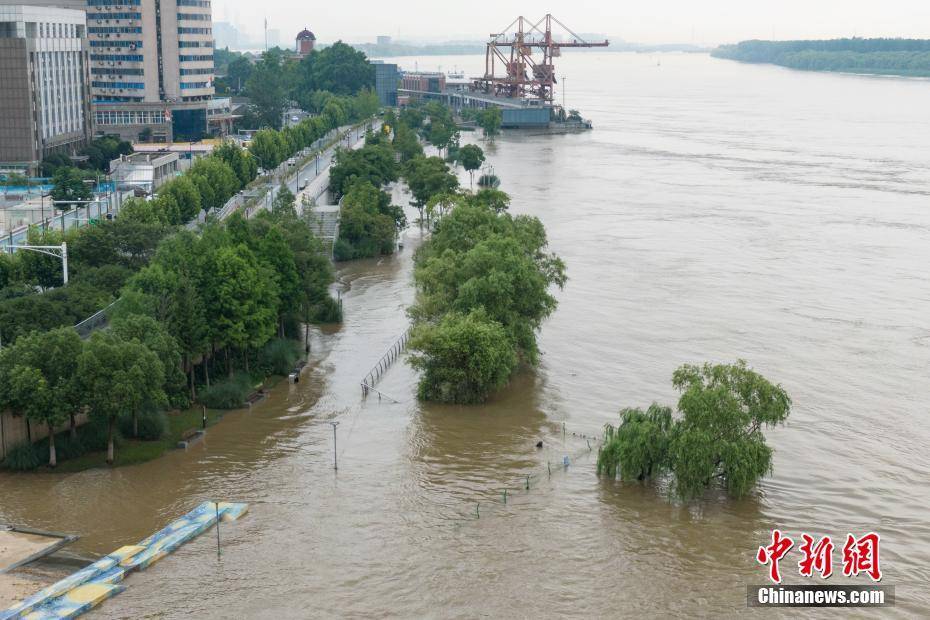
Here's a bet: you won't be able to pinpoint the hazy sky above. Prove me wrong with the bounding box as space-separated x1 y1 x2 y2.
214 0 930 46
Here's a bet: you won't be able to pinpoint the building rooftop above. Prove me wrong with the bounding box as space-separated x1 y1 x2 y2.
296 28 316 41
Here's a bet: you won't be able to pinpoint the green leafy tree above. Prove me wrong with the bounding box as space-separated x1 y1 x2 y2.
79 332 166 463
18 228 64 289
597 361 792 499
468 188 510 213
227 55 254 93
215 141 258 186
188 156 241 210
0 328 82 466
458 144 485 189
245 48 293 129
403 156 459 220
478 107 503 139
596 405 673 480
50 167 91 205
307 41 374 95
422 102 459 156
111 314 187 417
272 184 296 216
399 107 424 130
206 242 279 374
329 143 398 199
392 122 423 162
334 181 397 260
250 129 286 171
81 136 132 172
159 176 201 224
409 309 517 404
40 153 73 176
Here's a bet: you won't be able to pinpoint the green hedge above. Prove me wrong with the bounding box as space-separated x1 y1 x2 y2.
199 372 255 409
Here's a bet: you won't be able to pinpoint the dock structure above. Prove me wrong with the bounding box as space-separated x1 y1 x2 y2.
397 88 567 129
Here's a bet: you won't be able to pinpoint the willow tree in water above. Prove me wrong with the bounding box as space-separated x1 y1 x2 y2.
598 360 791 499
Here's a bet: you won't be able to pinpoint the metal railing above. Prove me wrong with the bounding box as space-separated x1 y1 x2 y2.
73 297 123 338
360 328 410 399
1 193 125 252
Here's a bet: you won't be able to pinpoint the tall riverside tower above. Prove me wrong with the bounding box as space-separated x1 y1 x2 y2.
0 4 93 174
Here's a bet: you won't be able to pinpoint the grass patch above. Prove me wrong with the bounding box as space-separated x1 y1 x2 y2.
41 406 228 473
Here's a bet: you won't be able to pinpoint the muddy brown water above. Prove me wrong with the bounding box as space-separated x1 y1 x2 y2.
2 53 930 617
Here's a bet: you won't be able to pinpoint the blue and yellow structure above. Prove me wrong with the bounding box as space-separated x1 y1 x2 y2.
1 501 248 620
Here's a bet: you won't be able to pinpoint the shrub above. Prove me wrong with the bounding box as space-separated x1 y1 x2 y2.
31 431 86 465
254 338 301 377
333 238 355 262
79 416 121 452
55 433 87 460
311 296 343 324
118 410 168 441
199 372 254 409
2 442 41 471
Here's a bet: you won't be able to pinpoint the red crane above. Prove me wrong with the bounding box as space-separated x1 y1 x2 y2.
475 14 609 103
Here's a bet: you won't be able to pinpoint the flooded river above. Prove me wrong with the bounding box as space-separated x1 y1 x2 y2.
2 53 930 617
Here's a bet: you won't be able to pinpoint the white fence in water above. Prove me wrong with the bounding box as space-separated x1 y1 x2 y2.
360 329 410 403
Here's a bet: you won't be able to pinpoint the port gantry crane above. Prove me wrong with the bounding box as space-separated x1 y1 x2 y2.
475 13 609 104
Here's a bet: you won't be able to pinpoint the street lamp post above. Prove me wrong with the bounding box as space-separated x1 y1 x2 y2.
9 242 68 284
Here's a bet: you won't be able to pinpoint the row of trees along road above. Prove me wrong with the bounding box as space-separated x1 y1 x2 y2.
0 89 382 468
0 192 335 468
327 101 476 261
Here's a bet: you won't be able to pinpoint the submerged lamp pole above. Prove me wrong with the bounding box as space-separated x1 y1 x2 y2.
329 421 339 470
215 501 221 560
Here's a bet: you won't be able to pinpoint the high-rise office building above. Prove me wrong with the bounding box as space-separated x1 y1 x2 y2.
370 60 398 107
0 4 92 174
86 0 216 142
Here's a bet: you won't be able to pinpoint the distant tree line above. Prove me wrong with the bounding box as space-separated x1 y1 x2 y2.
326 101 466 262
713 38 930 77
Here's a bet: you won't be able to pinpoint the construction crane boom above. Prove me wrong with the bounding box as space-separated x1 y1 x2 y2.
474 13 609 103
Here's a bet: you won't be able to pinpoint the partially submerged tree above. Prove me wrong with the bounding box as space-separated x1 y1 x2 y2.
478 107 503 139
597 361 792 499
408 309 517 404
458 144 485 189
